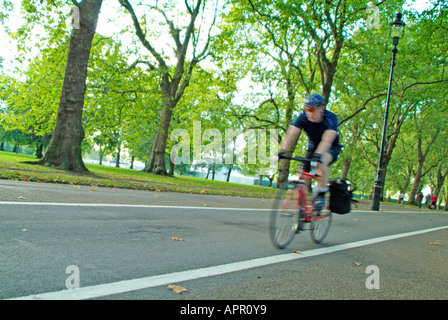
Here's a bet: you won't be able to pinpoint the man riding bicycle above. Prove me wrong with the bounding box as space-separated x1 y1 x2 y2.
279 93 342 211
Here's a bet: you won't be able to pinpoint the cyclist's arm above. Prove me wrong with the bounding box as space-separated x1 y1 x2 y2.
280 125 302 152
315 129 337 155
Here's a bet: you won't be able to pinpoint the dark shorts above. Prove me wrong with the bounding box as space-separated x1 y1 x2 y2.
304 145 342 172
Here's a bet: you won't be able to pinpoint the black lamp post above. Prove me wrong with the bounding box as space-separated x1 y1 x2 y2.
371 13 406 211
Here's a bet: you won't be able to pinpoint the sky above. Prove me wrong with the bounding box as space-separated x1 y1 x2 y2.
0 0 205 74
0 0 434 76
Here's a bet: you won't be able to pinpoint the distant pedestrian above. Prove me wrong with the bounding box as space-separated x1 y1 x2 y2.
425 194 431 208
417 192 424 209
430 194 437 210
399 193 405 205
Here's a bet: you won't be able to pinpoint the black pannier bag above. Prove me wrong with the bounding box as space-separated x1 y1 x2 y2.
329 179 357 214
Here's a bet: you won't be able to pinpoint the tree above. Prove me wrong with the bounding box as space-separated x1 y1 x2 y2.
219 0 399 186
118 0 218 175
329 3 448 200
33 0 103 172
404 100 447 205
82 35 158 167
0 46 65 138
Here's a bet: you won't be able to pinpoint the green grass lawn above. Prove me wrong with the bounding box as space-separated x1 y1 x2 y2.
0 151 277 198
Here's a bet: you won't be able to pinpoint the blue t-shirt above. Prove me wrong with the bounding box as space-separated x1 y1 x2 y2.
290 110 340 149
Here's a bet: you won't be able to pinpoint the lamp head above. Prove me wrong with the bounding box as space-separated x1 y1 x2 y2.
390 13 406 39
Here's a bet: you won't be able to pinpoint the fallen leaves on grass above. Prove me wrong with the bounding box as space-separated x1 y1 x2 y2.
167 284 188 294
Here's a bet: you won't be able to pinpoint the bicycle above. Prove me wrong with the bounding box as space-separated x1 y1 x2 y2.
270 155 332 249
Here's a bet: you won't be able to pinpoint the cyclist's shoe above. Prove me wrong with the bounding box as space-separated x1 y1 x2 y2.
313 191 326 212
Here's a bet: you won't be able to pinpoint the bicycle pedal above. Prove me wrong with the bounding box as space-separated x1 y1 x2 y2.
296 226 311 233
296 225 304 233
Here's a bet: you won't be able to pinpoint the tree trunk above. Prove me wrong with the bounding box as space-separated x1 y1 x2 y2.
35 0 102 173
168 158 175 175
143 100 174 175
13 141 19 153
36 143 44 159
120 0 207 176
340 156 351 180
115 147 121 167
226 165 232 182
409 128 440 205
445 179 448 211
377 116 402 200
277 157 292 188
268 173 275 187
408 138 424 205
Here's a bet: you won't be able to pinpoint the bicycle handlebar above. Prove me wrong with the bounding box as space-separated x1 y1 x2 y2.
278 154 320 177
278 154 311 163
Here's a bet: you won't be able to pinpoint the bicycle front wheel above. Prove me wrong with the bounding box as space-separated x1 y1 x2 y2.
270 182 302 249
310 208 332 243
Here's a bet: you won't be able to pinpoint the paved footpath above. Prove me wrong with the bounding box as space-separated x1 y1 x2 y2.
2 179 447 302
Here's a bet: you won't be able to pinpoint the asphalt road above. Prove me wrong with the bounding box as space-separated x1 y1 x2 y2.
1 179 448 303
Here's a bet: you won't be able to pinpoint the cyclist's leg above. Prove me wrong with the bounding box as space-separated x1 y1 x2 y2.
311 148 340 243
314 146 341 211
318 145 342 188
306 148 334 189
317 152 332 190
304 149 315 193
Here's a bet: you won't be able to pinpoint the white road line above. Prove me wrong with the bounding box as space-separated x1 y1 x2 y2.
0 201 433 214
8 225 448 300
0 201 272 211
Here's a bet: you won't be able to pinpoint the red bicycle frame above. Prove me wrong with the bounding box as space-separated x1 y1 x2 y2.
271 154 333 247
296 168 329 222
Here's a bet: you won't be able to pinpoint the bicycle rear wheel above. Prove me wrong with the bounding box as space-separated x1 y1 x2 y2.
310 207 332 243
270 182 302 249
